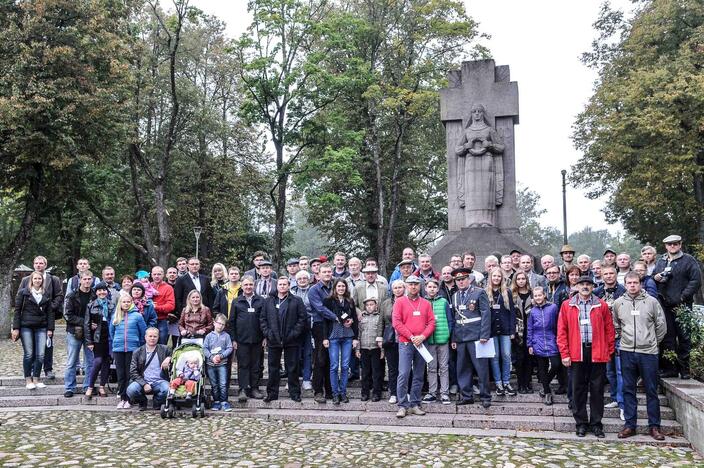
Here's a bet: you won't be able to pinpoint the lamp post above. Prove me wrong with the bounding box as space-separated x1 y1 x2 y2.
561 170 568 245
193 226 202 258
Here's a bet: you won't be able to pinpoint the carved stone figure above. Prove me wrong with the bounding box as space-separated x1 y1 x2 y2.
454 103 505 227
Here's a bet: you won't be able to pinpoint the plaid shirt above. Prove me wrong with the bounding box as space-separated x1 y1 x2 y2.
577 296 593 344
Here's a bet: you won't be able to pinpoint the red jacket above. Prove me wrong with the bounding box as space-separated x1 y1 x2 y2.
152 281 175 320
392 296 435 343
557 294 615 363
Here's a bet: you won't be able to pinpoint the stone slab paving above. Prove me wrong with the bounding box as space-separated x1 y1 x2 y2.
0 410 698 467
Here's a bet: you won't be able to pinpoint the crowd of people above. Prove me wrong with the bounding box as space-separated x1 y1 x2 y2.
10 234 701 440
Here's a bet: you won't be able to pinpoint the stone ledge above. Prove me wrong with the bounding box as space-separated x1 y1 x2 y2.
661 377 704 455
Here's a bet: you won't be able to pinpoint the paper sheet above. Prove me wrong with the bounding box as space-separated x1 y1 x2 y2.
415 343 434 363
475 337 496 358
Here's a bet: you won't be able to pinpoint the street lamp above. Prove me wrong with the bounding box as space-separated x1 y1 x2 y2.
193 226 203 258
561 170 568 245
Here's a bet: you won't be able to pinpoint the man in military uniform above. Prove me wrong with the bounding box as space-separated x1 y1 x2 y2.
450 268 491 408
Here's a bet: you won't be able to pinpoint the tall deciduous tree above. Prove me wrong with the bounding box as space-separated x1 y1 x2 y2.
0 0 134 335
571 0 704 249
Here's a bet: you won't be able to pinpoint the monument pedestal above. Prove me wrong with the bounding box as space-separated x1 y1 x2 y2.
429 227 533 266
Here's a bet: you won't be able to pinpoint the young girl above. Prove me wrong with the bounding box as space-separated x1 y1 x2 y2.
485 267 516 396
323 278 359 405
511 271 534 393
526 287 560 405
356 297 384 402
85 283 114 398
423 279 453 405
11 272 54 390
110 291 147 409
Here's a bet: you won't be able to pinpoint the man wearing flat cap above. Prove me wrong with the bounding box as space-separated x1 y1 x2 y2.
557 276 615 438
449 267 492 408
603 248 617 268
353 265 388 318
652 234 702 379
255 259 275 297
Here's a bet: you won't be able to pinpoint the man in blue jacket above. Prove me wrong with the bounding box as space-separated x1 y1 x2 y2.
308 263 339 403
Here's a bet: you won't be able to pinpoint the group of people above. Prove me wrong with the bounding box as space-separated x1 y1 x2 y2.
11 234 700 440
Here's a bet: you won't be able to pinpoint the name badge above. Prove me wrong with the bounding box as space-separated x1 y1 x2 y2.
459 305 467 311
276 304 280 309
212 347 222 354
247 307 255 313
580 319 590 325
631 310 640 316
341 313 349 320
492 304 500 310
413 311 421 316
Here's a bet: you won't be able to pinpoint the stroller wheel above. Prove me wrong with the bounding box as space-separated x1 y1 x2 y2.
191 403 198 418
160 404 167 419
199 407 205 418
167 406 175 419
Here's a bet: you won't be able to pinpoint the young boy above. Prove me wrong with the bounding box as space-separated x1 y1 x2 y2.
356 297 384 402
169 357 201 401
423 278 453 404
203 313 234 411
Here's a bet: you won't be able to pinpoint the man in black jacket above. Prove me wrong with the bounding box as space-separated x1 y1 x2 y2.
652 234 702 379
63 271 95 398
230 276 266 401
174 257 214 318
126 328 172 410
261 276 306 402
19 256 63 379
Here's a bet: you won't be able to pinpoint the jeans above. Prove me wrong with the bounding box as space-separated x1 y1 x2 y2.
328 338 353 396
621 351 661 429
156 320 170 345
300 327 313 381
490 335 512 385
20 328 47 378
397 342 425 408
64 332 94 392
426 343 449 395
606 342 623 408
126 380 169 406
207 364 229 403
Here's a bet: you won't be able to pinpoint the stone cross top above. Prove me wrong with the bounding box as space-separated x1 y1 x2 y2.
439 60 520 232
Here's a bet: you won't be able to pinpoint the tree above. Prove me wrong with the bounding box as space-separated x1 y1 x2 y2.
571 0 704 250
295 0 486 273
0 0 134 335
516 186 563 256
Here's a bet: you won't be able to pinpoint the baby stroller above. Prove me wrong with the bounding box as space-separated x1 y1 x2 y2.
161 341 206 418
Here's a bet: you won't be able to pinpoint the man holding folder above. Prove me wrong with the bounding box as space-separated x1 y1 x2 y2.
392 275 435 418
450 268 492 408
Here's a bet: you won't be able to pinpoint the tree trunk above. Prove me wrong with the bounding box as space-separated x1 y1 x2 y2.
0 165 43 337
272 140 287 271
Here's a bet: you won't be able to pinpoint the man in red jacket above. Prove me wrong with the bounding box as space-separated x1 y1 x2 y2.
151 266 175 345
557 276 615 438
392 275 435 418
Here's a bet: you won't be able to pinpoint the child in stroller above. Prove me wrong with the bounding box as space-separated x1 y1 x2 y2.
169 357 201 401
161 343 206 418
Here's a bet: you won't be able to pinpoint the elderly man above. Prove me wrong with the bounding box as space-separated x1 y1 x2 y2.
591 260 604 287
346 257 364 289
577 255 592 278
616 253 631 285
393 276 435 418
613 272 667 441
450 268 492 408
640 245 658 276
353 265 388 317
541 255 556 273
481 255 499 287
510 249 522 272
293 270 314 390
652 234 702 379
519 255 547 289
389 247 418 284
230 276 266 401
557 276 615 438
127 327 172 410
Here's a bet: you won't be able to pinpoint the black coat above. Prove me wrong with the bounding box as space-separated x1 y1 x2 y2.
84 299 113 346
229 294 265 344
174 273 214 318
19 273 63 319
129 344 172 387
322 297 359 339
652 252 702 307
212 286 243 319
13 288 54 331
64 290 95 334
260 294 306 348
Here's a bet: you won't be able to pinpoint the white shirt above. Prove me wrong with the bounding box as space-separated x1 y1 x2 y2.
365 282 379 300
192 275 201 292
31 289 43 304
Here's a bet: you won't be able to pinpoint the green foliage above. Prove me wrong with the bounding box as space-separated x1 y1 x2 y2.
571 0 704 246
672 305 704 381
516 186 563 255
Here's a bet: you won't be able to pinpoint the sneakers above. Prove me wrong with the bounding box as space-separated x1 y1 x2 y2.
407 406 426 416
388 395 397 404
122 401 131 409
212 402 221 411
396 407 406 418
26 382 36 390
544 393 553 406
302 380 313 390
116 400 124 409
440 394 451 405
341 394 349 404
495 384 505 396
605 401 619 408
449 384 458 395
35 382 46 389
332 395 340 405
314 393 326 404
221 401 233 412
473 385 481 395
422 394 437 403
620 408 625 421
504 384 517 396
46 371 56 380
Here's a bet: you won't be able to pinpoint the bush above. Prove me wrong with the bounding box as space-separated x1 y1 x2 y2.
669 305 704 381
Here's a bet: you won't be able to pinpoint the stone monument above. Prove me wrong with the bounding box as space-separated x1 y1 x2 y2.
429 59 533 264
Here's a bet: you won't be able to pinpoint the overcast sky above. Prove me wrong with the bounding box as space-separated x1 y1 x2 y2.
191 0 633 235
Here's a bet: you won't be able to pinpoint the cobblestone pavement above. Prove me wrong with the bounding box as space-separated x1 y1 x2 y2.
0 410 699 467
1 326 69 376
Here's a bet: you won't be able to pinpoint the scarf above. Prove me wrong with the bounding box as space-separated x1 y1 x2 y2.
97 298 110 321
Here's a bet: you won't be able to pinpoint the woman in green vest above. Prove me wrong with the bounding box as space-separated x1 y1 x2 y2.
422 278 454 405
